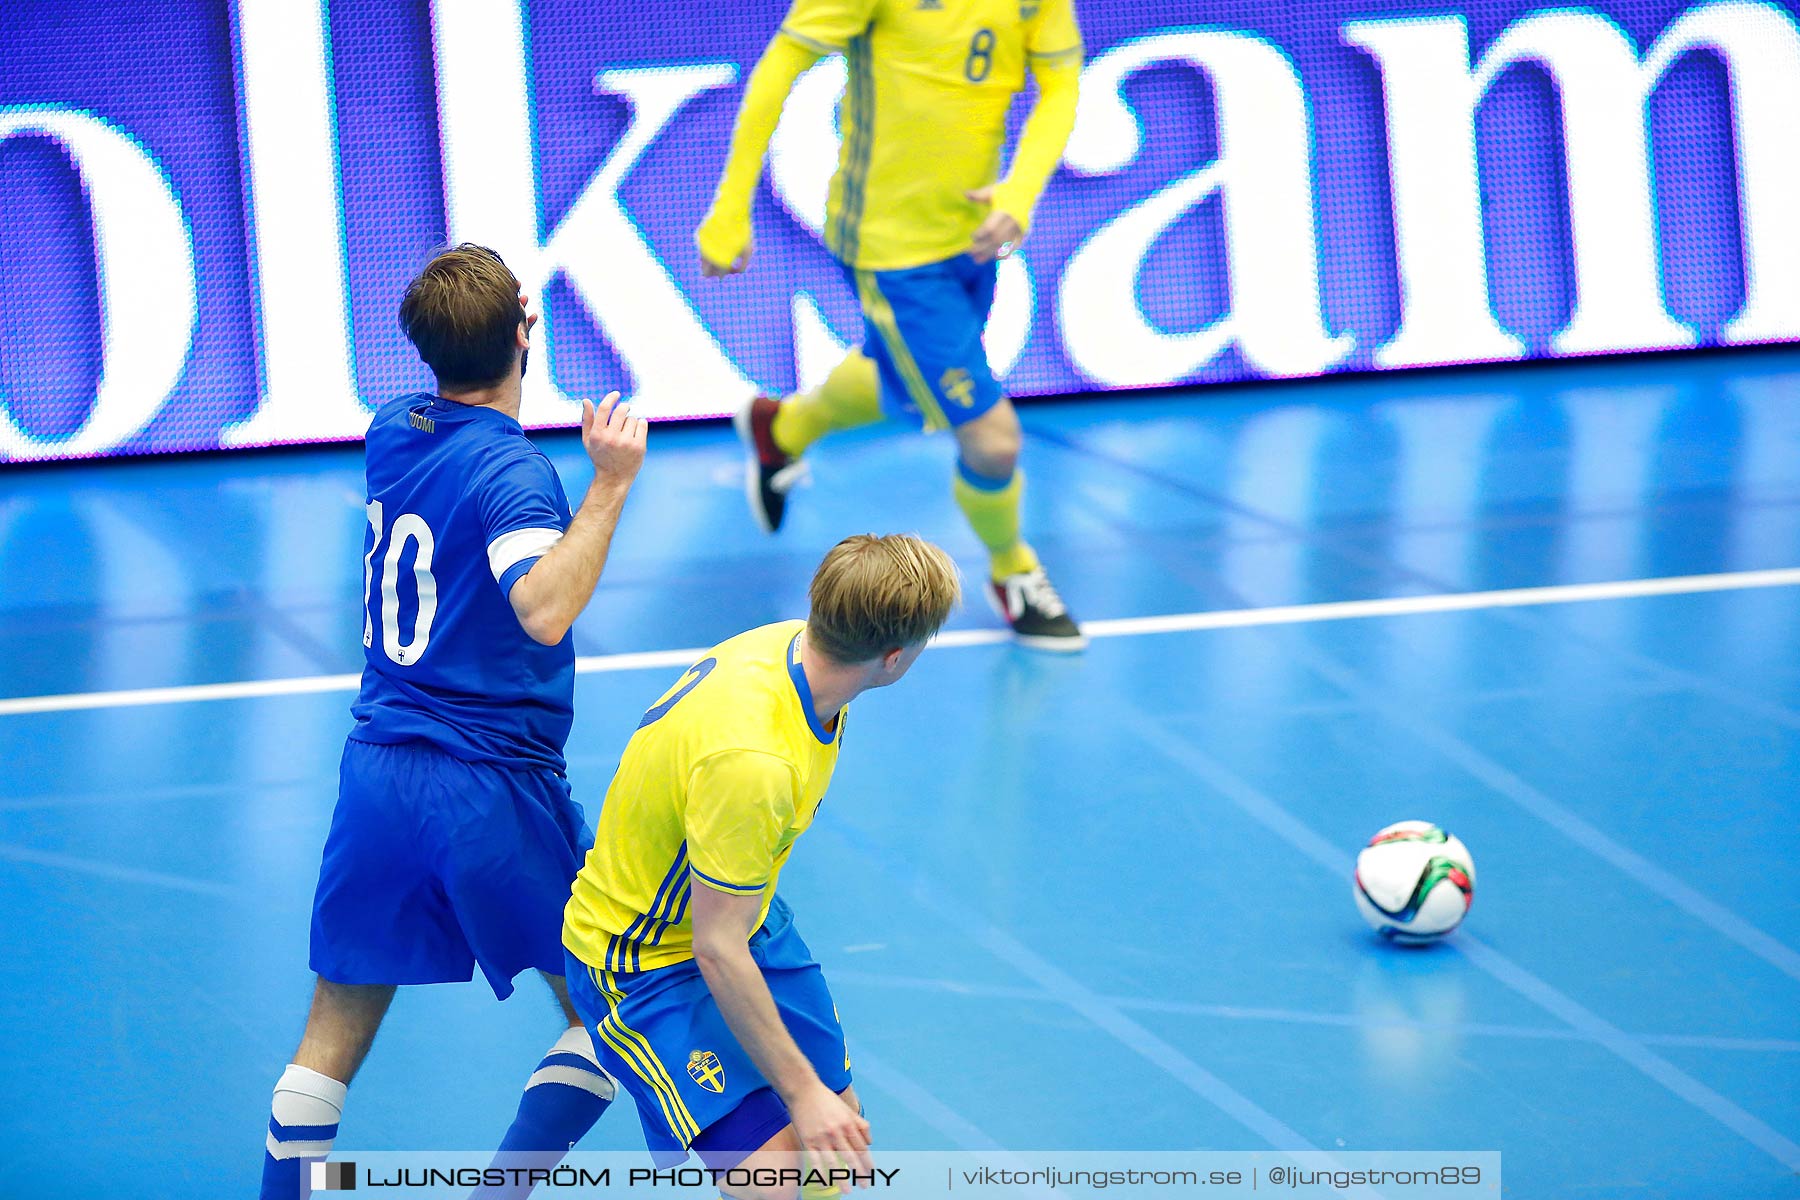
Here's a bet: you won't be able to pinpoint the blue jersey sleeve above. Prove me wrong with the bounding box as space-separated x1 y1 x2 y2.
478 452 571 598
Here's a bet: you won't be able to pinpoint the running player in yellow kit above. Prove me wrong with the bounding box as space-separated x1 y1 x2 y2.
562 534 960 1185
698 0 1085 652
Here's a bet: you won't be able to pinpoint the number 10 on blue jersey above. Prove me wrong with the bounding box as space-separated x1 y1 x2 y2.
364 500 440 666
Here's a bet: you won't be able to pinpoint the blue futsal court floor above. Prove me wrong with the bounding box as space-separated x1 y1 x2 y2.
2 351 1799 1199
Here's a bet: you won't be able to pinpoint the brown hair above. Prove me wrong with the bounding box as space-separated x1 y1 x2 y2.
807 534 961 663
398 243 524 388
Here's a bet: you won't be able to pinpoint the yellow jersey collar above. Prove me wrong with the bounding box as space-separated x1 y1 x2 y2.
788 630 842 746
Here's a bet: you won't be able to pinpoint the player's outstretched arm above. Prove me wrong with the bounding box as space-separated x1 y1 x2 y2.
695 33 822 277
507 393 646 646
969 48 1082 263
691 881 872 1173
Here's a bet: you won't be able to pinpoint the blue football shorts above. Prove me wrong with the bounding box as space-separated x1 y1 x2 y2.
848 252 1003 433
310 737 589 1000
564 894 851 1168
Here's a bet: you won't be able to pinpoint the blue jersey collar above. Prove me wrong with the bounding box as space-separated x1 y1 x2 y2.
423 394 523 432
788 631 841 746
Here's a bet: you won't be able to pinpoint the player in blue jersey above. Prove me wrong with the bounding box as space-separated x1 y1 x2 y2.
259 245 648 1200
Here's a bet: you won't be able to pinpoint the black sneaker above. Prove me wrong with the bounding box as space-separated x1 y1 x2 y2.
733 396 808 533
988 567 1086 652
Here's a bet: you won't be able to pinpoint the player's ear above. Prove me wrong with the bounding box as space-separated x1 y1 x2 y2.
881 646 906 674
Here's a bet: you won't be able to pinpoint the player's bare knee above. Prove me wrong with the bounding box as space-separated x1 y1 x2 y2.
957 408 1022 477
958 430 1020 478
974 442 1020 478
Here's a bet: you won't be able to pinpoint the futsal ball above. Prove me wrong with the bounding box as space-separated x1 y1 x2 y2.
1353 821 1475 943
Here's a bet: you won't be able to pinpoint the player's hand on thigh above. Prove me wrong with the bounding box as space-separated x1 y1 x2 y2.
789 1079 874 1187
581 391 649 482
964 187 1023 264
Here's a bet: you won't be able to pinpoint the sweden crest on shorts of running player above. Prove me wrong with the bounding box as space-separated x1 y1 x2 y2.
688 1050 727 1093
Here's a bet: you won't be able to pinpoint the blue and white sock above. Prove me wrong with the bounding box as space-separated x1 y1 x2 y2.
260 1064 346 1200
476 1026 616 1196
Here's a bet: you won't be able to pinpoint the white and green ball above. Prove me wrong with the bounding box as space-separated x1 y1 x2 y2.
1353 820 1476 943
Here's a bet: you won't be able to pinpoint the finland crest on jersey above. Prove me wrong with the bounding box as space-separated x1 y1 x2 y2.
349 393 577 771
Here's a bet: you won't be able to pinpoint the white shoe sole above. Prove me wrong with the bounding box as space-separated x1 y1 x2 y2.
983 583 1088 652
1014 631 1089 653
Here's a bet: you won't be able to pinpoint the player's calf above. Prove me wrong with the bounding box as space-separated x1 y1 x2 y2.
954 402 1021 479
261 980 392 1200
474 975 617 1198
262 1065 346 1200
474 1023 616 1198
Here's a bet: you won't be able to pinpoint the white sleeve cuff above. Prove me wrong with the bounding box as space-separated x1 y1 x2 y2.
487 527 564 582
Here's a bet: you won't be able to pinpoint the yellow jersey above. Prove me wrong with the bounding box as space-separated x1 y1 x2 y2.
563 621 845 973
783 0 1083 270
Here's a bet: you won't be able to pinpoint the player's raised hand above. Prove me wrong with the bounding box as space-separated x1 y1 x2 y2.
789 1081 874 1190
580 391 648 485
965 187 1024 265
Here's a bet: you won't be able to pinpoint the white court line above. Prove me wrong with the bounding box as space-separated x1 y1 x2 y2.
851 1046 1013 1153
0 844 241 899
1287 642 1800 985
822 824 1386 1199
831 969 1800 1054
4 566 1799 718
825 1046 1057 1195
1133 721 1800 1174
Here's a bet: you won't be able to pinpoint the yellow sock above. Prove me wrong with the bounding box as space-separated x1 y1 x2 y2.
953 460 1041 581
771 352 883 458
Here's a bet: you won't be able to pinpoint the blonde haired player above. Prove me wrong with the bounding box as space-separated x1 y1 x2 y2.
562 534 960 1192
698 0 1085 651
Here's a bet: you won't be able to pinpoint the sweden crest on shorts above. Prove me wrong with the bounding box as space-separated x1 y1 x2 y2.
687 1050 726 1093
940 367 977 408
